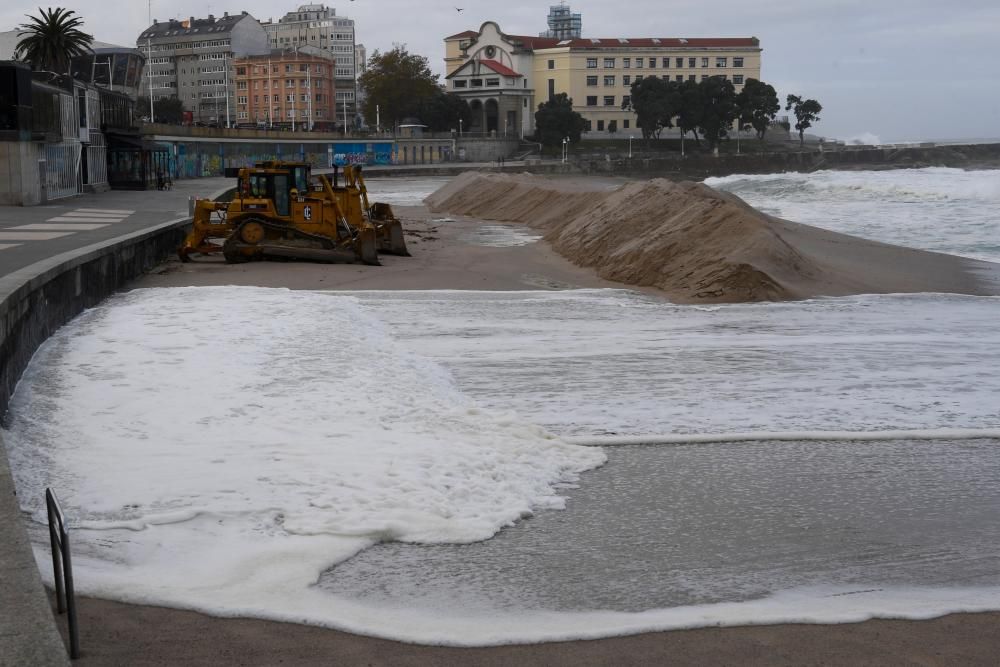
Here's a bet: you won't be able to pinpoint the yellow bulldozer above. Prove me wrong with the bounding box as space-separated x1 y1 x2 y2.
178 160 407 264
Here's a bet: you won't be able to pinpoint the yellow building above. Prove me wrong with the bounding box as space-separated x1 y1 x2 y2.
445 22 762 137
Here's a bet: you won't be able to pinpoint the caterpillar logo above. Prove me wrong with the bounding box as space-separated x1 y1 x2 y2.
303 205 312 221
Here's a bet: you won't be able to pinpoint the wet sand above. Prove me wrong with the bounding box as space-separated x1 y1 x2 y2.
97 192 1000 665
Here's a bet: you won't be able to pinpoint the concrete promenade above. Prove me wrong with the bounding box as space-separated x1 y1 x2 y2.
0 179 226 666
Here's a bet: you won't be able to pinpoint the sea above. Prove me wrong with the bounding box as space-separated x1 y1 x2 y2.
4 167 1000 645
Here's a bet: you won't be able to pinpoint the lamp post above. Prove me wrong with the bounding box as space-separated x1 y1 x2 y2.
459 118 463 137
736 120 741 155
628 135 633 159
562 136 568 163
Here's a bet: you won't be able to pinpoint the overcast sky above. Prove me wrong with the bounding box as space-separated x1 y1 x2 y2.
3 0 998 142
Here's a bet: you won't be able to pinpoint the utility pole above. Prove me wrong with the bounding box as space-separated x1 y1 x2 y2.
306 57 313 130
224 52 231 128
148 0 154 122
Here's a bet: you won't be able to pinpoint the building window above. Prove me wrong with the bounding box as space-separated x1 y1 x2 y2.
634 75 643 83
254 95 259 104
285 64 292 73
662 58 670 68
236 67 246 75
237 96 247 104
701 57 709 68
675 57 683 68
636 57 644 68
622 95 631 107
300 94 307 102
471 78 483 87
701 75 708 81
623 119 630 129
647 57 656 68
675 75 683 82
523 98 528 107
604 75 615 86
603 95 615 106
587 75 598 86
586 96 597 106
734 57 744 68
585 119 592 132
716 57 728 67
548 59 555 69
688 74 696 82
603 58 615 68
548 79 555 99
586 58 598 68
454 80 467 88
597 119 604 131
623 75 631 86
623 58 630 68
486 78 500 87
733 75 744 84
688 57 696 68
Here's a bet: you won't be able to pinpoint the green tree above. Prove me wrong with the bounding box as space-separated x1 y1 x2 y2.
735 78 780 140
534 93 587 146
358 46 439 130
697 77 738 154
675 80 704 153
623 76 677 140
15 7 94 74
138 96 186 124
785 94 823 148
415 90 471 132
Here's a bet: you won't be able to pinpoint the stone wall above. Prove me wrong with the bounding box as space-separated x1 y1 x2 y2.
0 141 44 206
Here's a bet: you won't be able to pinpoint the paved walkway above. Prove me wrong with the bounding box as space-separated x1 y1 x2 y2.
0 180 227 666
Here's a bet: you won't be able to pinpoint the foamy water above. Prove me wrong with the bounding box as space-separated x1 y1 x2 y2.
705 168 1000 262
5 286 1000 643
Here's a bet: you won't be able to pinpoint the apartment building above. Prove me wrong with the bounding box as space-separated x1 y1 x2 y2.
136 12 270 125
260 4 358 125
445 22 762 137
233 47 336 129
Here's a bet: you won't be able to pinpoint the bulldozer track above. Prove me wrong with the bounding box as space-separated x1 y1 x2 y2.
223 215 363 264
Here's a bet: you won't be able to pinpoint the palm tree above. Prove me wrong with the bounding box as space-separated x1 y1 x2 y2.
15 7 94 74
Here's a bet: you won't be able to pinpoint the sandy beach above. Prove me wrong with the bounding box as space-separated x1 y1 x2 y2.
65 175 1000 665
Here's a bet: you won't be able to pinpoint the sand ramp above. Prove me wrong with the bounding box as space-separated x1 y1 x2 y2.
426 172 997 302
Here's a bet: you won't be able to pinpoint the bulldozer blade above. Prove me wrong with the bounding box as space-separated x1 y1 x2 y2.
357 227 380 266
377 221 411 257
259 244 370 264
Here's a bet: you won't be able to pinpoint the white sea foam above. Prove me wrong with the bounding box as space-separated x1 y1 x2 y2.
5 286 603 637
704 168 1000 263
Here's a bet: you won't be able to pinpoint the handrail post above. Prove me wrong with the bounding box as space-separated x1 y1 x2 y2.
45 488 79 659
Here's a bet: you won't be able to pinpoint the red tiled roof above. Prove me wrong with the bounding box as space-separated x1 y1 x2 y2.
505 35 760 49
479 59 522 77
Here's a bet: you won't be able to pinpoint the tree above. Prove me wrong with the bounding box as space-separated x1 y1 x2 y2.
414 90 471 132
735 78 780 140
623 76 677 140
785 94 823 148
138 96 186 124
675 80 704 153
358 46 439 130
696 77 738 154
534 93 587 146
15 7 93 74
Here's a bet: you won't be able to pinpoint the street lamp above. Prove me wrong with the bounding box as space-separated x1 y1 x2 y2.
459 118 463 137
562 136 569 163
628 135 633 159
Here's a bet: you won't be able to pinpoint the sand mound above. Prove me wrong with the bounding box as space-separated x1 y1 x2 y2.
426 173 817 301
425 172 997 303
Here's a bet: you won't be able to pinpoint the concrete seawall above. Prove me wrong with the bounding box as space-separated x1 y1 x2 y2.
0 218 191 665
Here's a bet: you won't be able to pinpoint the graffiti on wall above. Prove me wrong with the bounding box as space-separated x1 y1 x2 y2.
168 141 397 179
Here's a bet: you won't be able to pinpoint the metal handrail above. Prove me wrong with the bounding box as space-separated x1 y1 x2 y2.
45 488 79 660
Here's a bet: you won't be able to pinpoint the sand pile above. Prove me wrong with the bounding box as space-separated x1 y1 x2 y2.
425 172 997 302
426 173 819 301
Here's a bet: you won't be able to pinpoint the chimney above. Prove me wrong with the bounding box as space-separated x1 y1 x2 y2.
153 18 158 24
224 11 229 17
208 14 215 22
189 16 195 25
